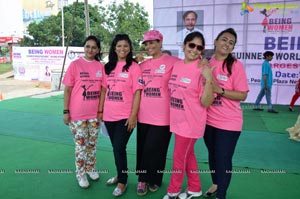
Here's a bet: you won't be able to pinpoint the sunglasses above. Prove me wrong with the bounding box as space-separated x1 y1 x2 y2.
188 43 204 51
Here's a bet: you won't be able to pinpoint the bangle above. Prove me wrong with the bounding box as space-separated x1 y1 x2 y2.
221 88 225 95
63 109 70 114
97 110 103 114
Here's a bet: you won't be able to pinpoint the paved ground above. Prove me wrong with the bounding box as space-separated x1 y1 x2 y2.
0 71 62 100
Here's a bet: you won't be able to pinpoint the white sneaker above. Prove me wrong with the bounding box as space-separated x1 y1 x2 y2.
87 171 99 181
178 190 202 199
78 174 90 188
163 192 180 199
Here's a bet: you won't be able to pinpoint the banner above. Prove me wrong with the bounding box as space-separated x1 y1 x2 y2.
153 0 300 105
12 46 84 81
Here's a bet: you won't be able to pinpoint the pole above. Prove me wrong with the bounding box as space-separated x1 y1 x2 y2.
84 0 90 37
59 0 79 90
61 0 65 47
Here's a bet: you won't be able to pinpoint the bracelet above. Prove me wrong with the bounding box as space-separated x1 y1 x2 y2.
221 88 225 96
97 110 103 114
63 109 70 114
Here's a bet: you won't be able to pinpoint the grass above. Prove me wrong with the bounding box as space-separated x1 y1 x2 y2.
0 63 13 74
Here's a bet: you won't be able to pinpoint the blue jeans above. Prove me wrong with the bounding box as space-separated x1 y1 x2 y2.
204 125 241 199
254 87 272 109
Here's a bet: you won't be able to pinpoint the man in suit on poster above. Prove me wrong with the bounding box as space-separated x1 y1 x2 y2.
176 10 203 58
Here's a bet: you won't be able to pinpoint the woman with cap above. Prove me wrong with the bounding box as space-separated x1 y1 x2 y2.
163 31 214 199
135 30 180 196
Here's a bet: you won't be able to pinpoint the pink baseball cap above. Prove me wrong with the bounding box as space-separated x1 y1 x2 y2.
142 30 163 44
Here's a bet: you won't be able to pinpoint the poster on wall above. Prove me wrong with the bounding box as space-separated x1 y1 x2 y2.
153 0 300 105
12 46 84 81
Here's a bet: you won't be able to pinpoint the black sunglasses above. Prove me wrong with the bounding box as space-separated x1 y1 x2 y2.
188 43 204 51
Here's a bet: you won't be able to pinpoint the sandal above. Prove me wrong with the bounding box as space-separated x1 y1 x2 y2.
106 176 118 185
112 184 127 196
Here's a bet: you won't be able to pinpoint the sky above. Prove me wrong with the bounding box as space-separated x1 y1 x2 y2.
0 0 153 37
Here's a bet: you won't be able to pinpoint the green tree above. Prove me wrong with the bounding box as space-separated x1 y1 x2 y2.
21 0 150 52
22 2 108 47
103 0 150 51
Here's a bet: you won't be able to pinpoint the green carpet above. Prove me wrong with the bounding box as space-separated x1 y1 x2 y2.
0 95 300 198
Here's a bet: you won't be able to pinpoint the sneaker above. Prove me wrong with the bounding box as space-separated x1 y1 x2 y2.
78 174 90 189
178 190 202 199
289 107 295 112
137 182 148 196
149 184 159 192
268 109 278 113
253 107 263 111
162 192 180 199
87 171 99 181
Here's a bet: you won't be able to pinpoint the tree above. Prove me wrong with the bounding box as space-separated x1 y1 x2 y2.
21 0 150 52
102 0 150 51
22 2 107 47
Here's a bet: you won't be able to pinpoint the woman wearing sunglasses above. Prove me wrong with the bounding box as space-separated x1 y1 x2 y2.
203 28 249 199
163 31 214 199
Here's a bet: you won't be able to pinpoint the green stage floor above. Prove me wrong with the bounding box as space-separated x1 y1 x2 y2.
0 95 299 199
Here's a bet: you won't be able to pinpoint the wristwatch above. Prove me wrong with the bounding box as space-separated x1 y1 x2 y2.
221 88 225 96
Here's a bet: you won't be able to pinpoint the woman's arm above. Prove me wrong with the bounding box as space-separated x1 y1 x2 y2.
213 83 248 101
126 89 142 132
200 66 215 107
63 86 72 125
97 87 107 121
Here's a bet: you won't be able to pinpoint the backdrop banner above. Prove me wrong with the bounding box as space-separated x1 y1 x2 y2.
153 0 300 105
12 46 83 82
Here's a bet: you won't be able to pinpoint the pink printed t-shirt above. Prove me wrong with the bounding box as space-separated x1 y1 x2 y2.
168 59 207 139
207 57 249 131
103 61 143 121
62 57 105 121
138 55 180 126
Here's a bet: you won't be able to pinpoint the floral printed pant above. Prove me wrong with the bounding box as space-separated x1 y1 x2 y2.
69 118 99 180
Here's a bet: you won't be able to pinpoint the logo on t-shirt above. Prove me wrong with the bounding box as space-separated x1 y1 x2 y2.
155 64 166 74
217 74 228 81
138 77 144 85
119 73 129 78
170 97 184 110
106 84 123 102
180 77 191 84
212 95 222 106
81 84 100 100
96 70 102 77
143 87 161 98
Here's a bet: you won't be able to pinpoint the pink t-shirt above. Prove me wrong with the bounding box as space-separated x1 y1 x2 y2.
138 55 180 126
168 59 207 139
62 57 105 121
103 61 143 121
207 57 249 131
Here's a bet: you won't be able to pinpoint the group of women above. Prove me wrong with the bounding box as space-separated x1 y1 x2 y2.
62 27 249 199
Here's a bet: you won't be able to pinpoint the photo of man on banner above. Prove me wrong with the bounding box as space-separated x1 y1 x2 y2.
176 10 204 58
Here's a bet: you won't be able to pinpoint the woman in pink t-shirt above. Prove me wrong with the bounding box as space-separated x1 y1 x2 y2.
203 28 249 199
135 30 180 196
99 34 143 197
62 35 105 189
163 32 214 199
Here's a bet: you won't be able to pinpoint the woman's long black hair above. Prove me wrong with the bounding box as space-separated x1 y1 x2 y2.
83 35 102 61
215 28 237 76
105 34 137 75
